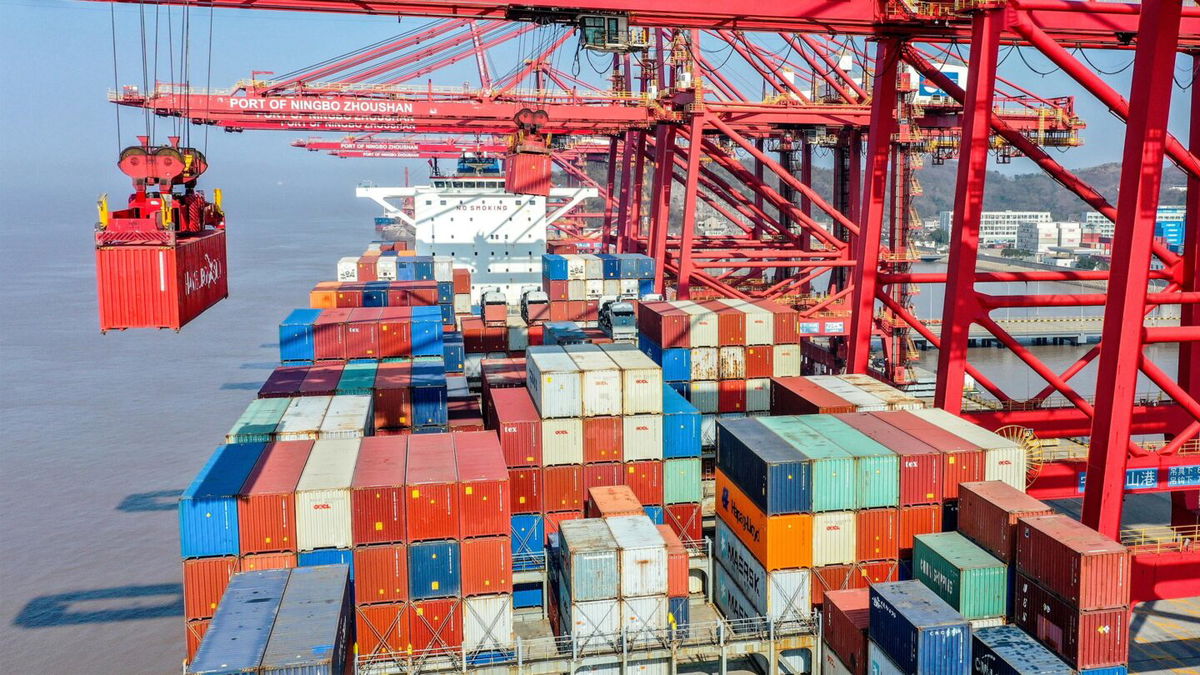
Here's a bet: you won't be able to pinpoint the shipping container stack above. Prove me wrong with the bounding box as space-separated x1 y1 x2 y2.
867 581 972 675
541 253 657 325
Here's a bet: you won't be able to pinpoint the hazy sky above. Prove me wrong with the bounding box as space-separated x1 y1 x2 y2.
1 1 1193 227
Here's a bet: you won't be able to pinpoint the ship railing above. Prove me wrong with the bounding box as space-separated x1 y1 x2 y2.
1122 525 1200 555
511 551 547 571
963 390 1176 413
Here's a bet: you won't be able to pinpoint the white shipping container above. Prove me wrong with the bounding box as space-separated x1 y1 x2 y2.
603 279 622 297
565 346 623 417
718 299 774 345
983 447 1026 490
746 379 771 412
837 374 924 411
336 257 359 281
621 595 668 644
454 294 472 315
718 346 746 380
295 438 360 551
563 598 620 652
714 520 812 622
606 515 668 597
433 256 454 282
575 658 670 675
366 242 382 251
820 645 854 675
585 279 605 299
568 279 586 301
676 302 718 347
622 415 664 461
463 594 514 652
690 382 719 414
690 348 719 381
867 640 905 675
526 346 584 418
619 279 639 296
812 511 856 566
542 417 584 465
317 395 374 439
968 617 1006 630
567 255 587 280
600 345 664 414
808 375 888 412
275 396 332 441
910 408 1027 489
507 325 529 352
714 562 759 626
376 256 398 281
772 344 802 377
582 254 604 280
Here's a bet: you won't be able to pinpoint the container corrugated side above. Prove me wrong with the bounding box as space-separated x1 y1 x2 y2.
350 436 408 546
621 594 669 643
713 562 759 628
622 414 663 461
716 417 811 515
275 396 333 442
855 508 899 562
663 458 701 504
676 303 718 347
184 557 238 621
913 532 1008 620
464 594 514 652
354 543 408 605
607 515 668 597
226 398 292 444
1013 573 1129 670
295 439 360 551
180 443 268 558
1015 514 1131 610
757 416 856 512
565 345 624 417
461 536 512 596
714 519 812 622
453 431 511 539
318 394 374 439
560 519 620 602
408 540 461 599
807 414 900 509
910 408 1026 490
866 639 906 675
187 569 288 675
868 581 970 675
543 417 584 465
239 440 315 554
770 345 801 377
526 346 583 418
837 412 941 506
690 347 718 381
958 480 1053 563
820 645 856 675
405 433 461 542
259 565 352 674
812 511 857 566
600 344 664 415
714 469 813 571
662 385 701 458
823 589 870 675
489 387 542 467
560 597 620 651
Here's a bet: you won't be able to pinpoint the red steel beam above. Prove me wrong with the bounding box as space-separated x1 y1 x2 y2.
676 116 705 299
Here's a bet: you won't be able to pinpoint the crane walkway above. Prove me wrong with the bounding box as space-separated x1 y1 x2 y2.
912 314 1181 348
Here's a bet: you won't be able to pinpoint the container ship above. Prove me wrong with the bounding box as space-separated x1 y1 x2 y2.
173 165 1138 675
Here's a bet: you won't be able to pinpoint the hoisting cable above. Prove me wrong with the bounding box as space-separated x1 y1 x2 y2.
138 0 152 139
204 4 215 155
109 2 123 152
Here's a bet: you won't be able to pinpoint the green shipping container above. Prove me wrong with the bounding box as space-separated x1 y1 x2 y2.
913 531 1008 619
337 361 379 395
663 458 702 504
225 397 292 443
798 415 899 508
757 416 856 512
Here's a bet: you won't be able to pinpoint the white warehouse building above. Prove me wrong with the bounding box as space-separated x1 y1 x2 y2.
1017 221 1083 253
938 210 1053 246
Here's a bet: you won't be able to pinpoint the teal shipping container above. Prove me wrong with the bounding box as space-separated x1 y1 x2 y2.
226 398 292 444
913 532 1008 620
757 416 856 512
663 458 702 504
804 414 900 509
336 361 379 396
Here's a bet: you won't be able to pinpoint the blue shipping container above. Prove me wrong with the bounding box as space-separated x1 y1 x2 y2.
513 581 544 609
663 385 702 458
411 306 441 321
437 282 454 304
543 254 569 280
617 254 640 279
442 335 465 374
869 581 970 675
411 362 449 427
716 417 811 515
644 505 664 524
971 625 1073 675
188 569 289 674
638 278 656 296
511 514 545 571
440 303 455 325
634 254 656 279
600 254 622 280
395 262 415 282
259 565 352 674
298 549 355 580
409 540 461 599
669 596 690 638
411 320 445 357
279 309 322 363
414 258 434 281
179 443 268 558
362 289 388 307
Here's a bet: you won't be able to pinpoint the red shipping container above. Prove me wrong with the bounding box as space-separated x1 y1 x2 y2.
583 416 624 464
508 467 542 514
407 598 463 655
357 603 410 657
96 230 228 331
657 524 690 597
583 300 600 323
811 564 853 606
357 256 379 282
856 508 899 562
313 308 352 361
958 481 1053 563
405 434 460 542
543 510 583 543
543 466 583 512
897 504 943 557
586 485 644 518
665 502 703 543
410 283 439 306
354 543 409 605
1016 514 1131 610
703 302 746 345
377 307 413 358
460 317 487 353
744 346 774 379
183 557 237 621
718 379 746 413
567 300 587 323
856 559 901 585
623 460 664 506
544 280 569 302
488 387 542 467
335 286 364 308
638 303 690 349
238 551 297 572
374 361 413 429
453 268 471 294
344 307 383 359
583 462 624 494
461 536 513 597
453 431 511 539
823 589 870 675
773 377 857 415
1013 573 1129 669
507 151 552 195
483 325 508 352
753 300 800 344
839 412 941 505
880 411 985 499
549 300 571 322
239 440 314 554
351 436 408 546
258 366 310 398
298 363 344 396
185 619 210 663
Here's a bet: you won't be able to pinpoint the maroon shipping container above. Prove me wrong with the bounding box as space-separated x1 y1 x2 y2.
358 256 379 282
408 597 463 655
239 440 314 554
238 551 297 572
543 465 584 513
258 366 310 398
453 431 511 539
405 434 460 542
544 280 569 302
823 589 870 675
543 510 583 543
583 462 624 495
879 411 985 500
856 508 899 562
461 536 513 597
461 317 488 353
665 502 703 543
839 412 941 505
96 230 228 331
638 302 690 349
377 307 413 358
718 379 746 413
1016 514 1131 610
958 481 1053 563
482 325 508 352
567 300 587 323
488 387 542 467
357 603 410 657
753 300 800 344
508 467 542 513
623 460 664 506
374 361 413 429
345 307 384 359
897 504 943 557
657 524 690 597
186 619 210 662
354 543 408 605
744 346 774 379
583 416 624 464
183 557 237 621
453 268 471 294
772 377 857 415
549 301 571 322
313 308 352 360
298 363 344 397
351 436 408 546
334 286 364 308
1013 573 1130 669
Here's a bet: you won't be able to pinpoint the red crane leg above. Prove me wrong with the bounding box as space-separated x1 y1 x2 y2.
602 136 619 249
614 131 637 253
649 125 677 293
753 139 766 239
799 140 813 294
1082 0 1183 538
1182 54 1200 399
933 9 1002 413
626 131 649 254
847 38 900 373
676 116 705 299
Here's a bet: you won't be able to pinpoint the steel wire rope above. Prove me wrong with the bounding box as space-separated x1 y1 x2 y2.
150 2 161 141
203 5 214 156
110 3 123 151
1074 47 1133 76
138 0 152 139
271 20 445 84
1016 46 1060 77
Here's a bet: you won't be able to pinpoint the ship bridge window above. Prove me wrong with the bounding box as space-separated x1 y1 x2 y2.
425 200 432 206
440 200 447 206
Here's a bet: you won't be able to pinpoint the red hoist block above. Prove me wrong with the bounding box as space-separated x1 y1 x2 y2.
96 230 228 331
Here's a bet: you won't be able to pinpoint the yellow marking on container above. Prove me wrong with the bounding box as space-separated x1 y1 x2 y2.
432 581 439 590
411 489 420 498
375 522 383 531
465 486 473 495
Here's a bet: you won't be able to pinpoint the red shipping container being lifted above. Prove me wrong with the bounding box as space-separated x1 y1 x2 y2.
354 543 409 605
461 536 513 596
183 556 238 621
351 436 408 546
487 387 542 467
880 411 984 500
958 481 1053 563
407 597 464 655
623 461 664 506
508 467 543 513
1016 514 1131 610
823 589 870 675
406 434 460 542
239 440 314 554
1013 573 1130 669
453 431 511 539
96 229 228 331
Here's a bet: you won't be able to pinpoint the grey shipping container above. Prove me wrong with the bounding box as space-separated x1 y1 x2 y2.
188 569 289 674
259 565 353 674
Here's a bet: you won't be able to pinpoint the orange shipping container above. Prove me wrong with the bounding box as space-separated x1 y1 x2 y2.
461 536 513 597
714 469 813 571
310 282 339 309
351 436 408 546
239 440 314 554
356 603 410 656
238 551 297 572
657 525 690 597
354 543 408 605
586 485 644 518
856 508 899 562
183 557 237 621
897 503 943 557
185 619 210 663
